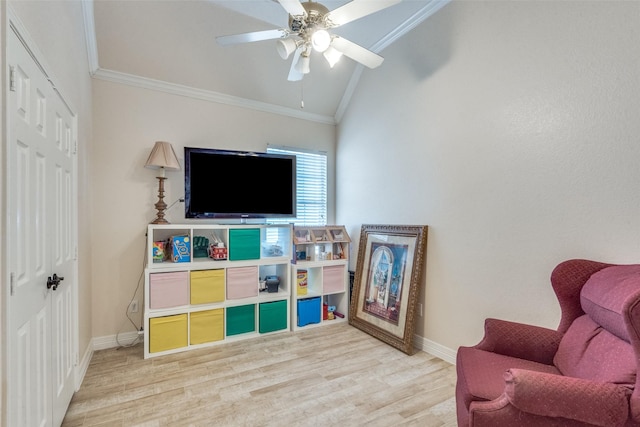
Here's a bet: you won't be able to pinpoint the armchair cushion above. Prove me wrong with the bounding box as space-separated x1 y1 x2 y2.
553 314 636 386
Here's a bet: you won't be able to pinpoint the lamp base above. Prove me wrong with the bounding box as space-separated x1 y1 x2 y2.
151 176 170 224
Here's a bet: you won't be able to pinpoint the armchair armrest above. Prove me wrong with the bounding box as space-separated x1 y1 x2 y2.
474 318 562 365
503 368 630 427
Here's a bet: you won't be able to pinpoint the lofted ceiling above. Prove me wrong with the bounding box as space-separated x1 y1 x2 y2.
88 0 449 124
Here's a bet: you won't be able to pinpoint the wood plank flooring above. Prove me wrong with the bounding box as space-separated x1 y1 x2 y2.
62 323 457 427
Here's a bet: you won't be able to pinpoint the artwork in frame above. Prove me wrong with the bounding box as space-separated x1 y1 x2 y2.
349 224 428 355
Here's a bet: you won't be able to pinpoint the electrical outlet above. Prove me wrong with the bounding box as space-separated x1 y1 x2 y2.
130 300 139 313
418 303 423 317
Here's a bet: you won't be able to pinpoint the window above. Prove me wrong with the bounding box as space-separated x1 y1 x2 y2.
267 145 327 226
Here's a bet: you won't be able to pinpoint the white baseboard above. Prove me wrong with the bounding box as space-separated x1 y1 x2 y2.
84 331 454 369
92 331 141 351
74 342 93 390
414 333 457 365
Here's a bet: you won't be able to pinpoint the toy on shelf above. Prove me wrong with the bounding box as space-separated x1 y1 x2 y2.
327 305 336 320
297 270 308 295
169 235 190 263
295 229 311 243
207 233 227 260
192 236 209 258
265 275 280 293
209 244 227 260
152 241 165 263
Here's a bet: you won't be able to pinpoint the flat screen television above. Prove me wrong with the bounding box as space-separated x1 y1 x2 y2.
184 147 296 219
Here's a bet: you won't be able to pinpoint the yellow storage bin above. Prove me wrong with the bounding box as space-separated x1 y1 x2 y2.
190 309 224 345
149 314 188 353
190 269 225 304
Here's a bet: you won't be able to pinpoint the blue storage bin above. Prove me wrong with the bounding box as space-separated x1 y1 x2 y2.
297 297 321 327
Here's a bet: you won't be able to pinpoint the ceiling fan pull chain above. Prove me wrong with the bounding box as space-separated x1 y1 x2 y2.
300 80 304 109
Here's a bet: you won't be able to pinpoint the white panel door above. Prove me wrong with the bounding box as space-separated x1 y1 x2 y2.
6 25 77 427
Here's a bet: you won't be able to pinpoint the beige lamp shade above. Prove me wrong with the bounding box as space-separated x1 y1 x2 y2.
145 141 180 176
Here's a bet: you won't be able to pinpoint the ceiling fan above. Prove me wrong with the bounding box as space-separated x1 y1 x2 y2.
216 0 402 81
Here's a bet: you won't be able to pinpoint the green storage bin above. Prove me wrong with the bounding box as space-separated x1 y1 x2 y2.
259 300 288 333
229 228 260 261
226 304 256 336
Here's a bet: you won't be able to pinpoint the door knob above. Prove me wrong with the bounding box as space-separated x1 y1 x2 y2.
46 273 64 291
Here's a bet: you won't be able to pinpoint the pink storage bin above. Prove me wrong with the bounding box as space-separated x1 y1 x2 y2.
323 265 345 294
149 271 189 309
226 266 259 299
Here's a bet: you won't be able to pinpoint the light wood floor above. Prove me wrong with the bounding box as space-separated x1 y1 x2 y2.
62 323 457 427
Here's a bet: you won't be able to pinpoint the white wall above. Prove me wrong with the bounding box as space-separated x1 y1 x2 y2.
91 79 336 338
337 0 640 357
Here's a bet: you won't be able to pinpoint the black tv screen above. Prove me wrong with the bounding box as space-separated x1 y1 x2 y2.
184 147 296 219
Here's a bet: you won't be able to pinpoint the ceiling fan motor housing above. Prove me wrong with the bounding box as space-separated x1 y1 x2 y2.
289 1 331 36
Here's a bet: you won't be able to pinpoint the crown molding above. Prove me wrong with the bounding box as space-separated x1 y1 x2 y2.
81 0 99 75
92 68 337 125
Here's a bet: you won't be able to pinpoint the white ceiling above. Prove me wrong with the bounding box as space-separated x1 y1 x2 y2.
88 0 449 123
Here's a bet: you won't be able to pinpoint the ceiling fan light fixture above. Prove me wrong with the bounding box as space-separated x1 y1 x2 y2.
311 29 331 52
217 0 401 80
323 45 343 68
276 38 298 60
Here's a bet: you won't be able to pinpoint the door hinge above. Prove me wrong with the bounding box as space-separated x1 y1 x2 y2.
73 139 78 155
10 272 15 296
9 66 16 92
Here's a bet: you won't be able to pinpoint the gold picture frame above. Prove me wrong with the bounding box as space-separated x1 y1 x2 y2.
349 224 428 355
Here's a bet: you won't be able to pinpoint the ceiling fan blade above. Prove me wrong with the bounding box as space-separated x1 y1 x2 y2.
216 28 288 46
277 0 306 17
331 36 384 69
326 0 402 27
287 48 304 81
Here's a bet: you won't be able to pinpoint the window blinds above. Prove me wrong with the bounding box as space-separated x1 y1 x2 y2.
267 146 327 226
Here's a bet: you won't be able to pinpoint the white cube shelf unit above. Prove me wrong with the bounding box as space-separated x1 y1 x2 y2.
144 223 292 358
291 226 351 331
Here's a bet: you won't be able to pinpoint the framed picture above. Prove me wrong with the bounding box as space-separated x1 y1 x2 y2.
349 224 428 355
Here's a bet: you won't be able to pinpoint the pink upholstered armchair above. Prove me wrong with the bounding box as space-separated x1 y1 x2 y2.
455 259 640 427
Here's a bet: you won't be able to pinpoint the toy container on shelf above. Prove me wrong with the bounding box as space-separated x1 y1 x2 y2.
169 235 191 263
297 270 308 296
209 244 228 260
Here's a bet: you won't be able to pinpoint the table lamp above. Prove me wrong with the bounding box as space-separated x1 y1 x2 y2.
145 141 180 224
